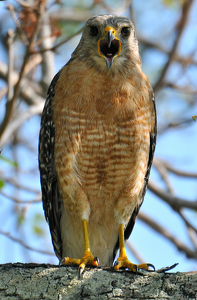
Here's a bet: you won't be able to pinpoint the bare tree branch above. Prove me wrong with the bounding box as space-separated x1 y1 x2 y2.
39 13 55 91
0 174 41 194
153 0 195 92
7 29 15 101
148 180 197 210
0 1 45 138
126 240 145 264
158 118 195 133
0 230 54 256
177 210 197 234
154 158 197 178
0 102 44 148
0 190 41 204
0 60 44 105
7 2 28 46
31 26 84 55
153 158 175 194
139 36 197 67
138 212 197 259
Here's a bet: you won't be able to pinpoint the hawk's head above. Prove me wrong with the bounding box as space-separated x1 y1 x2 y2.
72 15 141 72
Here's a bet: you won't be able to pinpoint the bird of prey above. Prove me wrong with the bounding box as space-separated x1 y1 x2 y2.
39 14 156 276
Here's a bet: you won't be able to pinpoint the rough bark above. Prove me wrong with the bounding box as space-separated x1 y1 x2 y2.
0 263 196 300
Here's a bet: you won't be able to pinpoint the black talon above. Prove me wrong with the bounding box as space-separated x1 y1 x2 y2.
78 267 84 279
166 263 178 271
59 258 65 266
114 261 119 267
94 257 100 265
147 263 155 271
134 264 138 273
159 263 179 273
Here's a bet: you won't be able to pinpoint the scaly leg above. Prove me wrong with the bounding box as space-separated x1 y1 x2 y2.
114 223 154 272
62 219 98 277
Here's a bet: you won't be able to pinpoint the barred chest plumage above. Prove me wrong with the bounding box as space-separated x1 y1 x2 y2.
53 106 152 222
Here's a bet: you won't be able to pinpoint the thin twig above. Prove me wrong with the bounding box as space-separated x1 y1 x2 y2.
156 158 197 178
0 1 45 139
1 174 41 194
153 0 195 92
138 211 197 259
31 26 84 54
158 118 194 133
148 180 197 210
139 36 197 67
15 0 34 8
0 86 7 101
126 240 145 264
0 190 41 204
0 230 54 256
7 29 15 101
153 158 175 194
7 3 29 46
0 59 44 105
178 210 197 234
164 83 197 94
187 228 197 249
0 102 44 148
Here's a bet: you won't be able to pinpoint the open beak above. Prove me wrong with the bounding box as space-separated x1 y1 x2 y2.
98 26 121 69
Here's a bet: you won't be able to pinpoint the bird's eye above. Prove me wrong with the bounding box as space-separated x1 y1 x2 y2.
89 26 98 36
121 27 131 37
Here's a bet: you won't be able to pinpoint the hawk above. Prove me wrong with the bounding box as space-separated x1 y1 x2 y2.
39 14 156 276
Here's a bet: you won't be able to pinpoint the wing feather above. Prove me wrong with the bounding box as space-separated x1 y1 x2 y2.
39 72 63 260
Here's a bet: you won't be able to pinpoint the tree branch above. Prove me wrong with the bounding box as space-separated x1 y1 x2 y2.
138 212 197 259
0 102 44 148
0 263 196 299
0 230 54 256
0 1 45 139
154 158 197 178
0 190 41 204
148 180 197 210
153 0 195 92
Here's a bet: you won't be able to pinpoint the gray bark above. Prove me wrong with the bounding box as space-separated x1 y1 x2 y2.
0 263 196 299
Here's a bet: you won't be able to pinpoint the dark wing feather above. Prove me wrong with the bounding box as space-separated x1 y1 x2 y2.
113 92 157 261
38 71 63 260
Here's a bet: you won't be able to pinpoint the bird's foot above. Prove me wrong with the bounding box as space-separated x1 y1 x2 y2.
61 250 99 278
114 255 155 273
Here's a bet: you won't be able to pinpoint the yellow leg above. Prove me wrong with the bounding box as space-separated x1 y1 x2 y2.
114 223 154 272
62 219 98 277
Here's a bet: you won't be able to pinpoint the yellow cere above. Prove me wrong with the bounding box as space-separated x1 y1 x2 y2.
104 26 115 35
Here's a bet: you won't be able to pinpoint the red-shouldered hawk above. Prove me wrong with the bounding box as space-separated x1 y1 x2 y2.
39 14 156 277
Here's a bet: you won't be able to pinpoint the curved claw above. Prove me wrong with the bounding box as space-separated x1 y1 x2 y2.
62 251 99 278
133 264 138 273
78 266 84 279
114 258 155 273
114 260 119 267
77 256 99 278
147 263 155 271
59 258 65 266
156 263 179 273
94 257 100 265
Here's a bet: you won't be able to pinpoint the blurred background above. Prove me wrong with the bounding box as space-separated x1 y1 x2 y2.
0 0 197 272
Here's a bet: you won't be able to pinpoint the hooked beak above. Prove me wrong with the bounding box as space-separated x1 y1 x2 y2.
105 29 115 48
98 26 121 69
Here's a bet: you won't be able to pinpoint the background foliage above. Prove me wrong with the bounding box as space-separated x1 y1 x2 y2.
0 0 197 271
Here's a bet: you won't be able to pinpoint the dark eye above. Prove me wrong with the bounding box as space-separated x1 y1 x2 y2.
89 26 98 36
121 27 131 37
